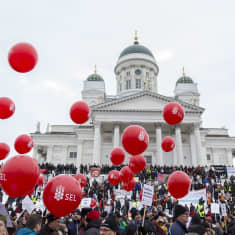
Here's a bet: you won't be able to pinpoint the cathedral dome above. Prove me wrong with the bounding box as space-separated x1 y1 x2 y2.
176 68 193 85
119 41 154 59
86 66 104 81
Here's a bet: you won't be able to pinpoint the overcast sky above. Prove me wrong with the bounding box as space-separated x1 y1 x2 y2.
1 0 235 158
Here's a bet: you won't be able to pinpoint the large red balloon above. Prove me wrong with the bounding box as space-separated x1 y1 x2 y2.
122 179 135 192
70 101 90 124
163 102 184 125
110 148 125 166
74 173 87 188
120 166 134 183
167 171 191 199
139 188 155 201
37 175 45 186
0 143 10 160
0 97 15 119
43 175 82 217
129 155 146 173
14 134 33 154
122 125 149 155
90 198 97 208
161 136 175 152
8 42 38 73
108 170 121 186
0 155 40 198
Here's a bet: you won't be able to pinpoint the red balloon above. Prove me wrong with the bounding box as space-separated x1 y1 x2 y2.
0 97 15 119
139 188 155 201
122 125 149 155
74 173 87 188
163 102 184 125
0 143 10 160
0 155 40 198
14 134 33 154
122 179 135 192
27 187 35 196
90 198 97 208
70 101 90 124
8 42 38 73
110 148 125 166
167 171 191 199
108 170 121 186
43 175 82 217
129 155 146 173
37 175 45 186
40 169 47 174
161 136 175 152
120 166 134 183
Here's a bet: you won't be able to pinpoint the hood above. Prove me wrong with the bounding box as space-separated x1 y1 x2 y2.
17 228 36 235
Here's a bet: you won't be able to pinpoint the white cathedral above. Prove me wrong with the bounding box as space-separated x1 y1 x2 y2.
31 35 235 167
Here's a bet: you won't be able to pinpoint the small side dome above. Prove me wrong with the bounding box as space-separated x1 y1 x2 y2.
86 65 104 81
176 68 193 84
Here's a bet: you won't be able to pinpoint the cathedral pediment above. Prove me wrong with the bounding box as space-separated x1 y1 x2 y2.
91 91 204 113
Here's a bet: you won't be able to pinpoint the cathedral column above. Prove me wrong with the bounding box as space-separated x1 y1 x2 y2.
226 148 233 166
113 124 120 148
46 145 53 163
92 121 101 165
32 144 38 161
194 123 202 165
175 126 184 166
156 124 163 166
77 140 83 171
190 130 197 166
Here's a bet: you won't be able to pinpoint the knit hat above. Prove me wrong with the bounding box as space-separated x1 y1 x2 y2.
173 205 187 219
101 216 119 232
87 210 100 221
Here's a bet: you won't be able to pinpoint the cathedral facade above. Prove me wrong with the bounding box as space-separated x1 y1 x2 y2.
31 36 235 167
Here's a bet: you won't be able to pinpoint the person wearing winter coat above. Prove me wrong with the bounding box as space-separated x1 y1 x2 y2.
188 213 205 235
17 215 41 235
83 210 101 235
170 205 188 235
227 216 235 235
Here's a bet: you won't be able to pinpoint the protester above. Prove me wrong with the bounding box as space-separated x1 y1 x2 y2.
170 205 188 235
82 210 101 235
39 214 60 235
17 214 41 235
100 215 120 235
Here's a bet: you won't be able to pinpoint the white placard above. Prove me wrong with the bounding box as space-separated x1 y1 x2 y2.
179 188 206 204
227 167 235 178
22 196 35 213
221 203 227 216
141 184 154 206
80 198 91 208
211 203 220 214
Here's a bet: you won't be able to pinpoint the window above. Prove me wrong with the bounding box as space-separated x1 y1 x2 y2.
69 152 77 159
146 72 149 77
207 154 211 161
145 155 152 165
126 71 130 76
119 83 122 92
126 80 131 89
136 79 141 89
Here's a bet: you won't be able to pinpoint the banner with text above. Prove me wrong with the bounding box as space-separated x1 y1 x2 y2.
179 188 206 204
227 167 235 178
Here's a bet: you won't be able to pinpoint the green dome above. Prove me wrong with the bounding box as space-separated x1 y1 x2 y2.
119 41 154 59
176 76 193 84
87 73 104 81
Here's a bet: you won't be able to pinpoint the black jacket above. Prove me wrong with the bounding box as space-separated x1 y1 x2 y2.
228 220 235 235
83 219 101 235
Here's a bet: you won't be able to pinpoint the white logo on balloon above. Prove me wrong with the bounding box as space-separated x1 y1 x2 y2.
54 185 65 201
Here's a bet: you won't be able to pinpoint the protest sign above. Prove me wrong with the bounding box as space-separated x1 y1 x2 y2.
141 184 154 206
179 188 206 204
80 198 91 208
221 203 227 216
90 168 101 177
227 167 235 178
22 196 35 214
114 189 131 200
211 203 220 214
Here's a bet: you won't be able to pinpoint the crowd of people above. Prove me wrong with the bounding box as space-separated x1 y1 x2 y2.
0 163 234 235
